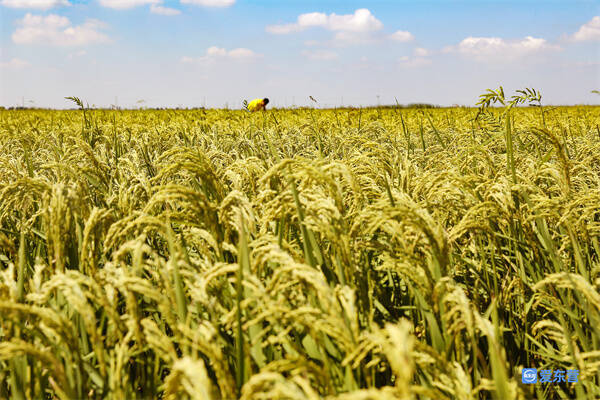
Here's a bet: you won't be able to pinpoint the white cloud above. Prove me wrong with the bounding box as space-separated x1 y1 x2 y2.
413 47 429 57
398 55 431 68
228 48 255 58
181 46 258 65
99 0 182 12
266 8 383 35
0 58 30 69
99 0 157 9
398 48 432 68
267 9 414 46
150 3 180 15
206 46 227 56
572 16 600 41
301 49 338 60
0 0 69 9
179 0 234 7
445 35 560 61
327 9 383 32
389 30 414 42
12 13 110 46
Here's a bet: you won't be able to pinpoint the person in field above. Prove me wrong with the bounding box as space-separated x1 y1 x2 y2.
246 98 269 112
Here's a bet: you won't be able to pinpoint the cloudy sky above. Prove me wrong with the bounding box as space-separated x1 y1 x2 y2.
0 0 599 108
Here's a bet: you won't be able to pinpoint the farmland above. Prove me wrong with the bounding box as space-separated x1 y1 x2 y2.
0 99 599 399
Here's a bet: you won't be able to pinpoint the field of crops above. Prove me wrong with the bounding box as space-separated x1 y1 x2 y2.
0 97 599 399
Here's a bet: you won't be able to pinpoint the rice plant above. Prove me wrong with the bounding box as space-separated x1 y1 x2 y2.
0 90 599 399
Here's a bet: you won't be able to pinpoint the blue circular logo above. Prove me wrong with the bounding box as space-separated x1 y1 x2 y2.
522 368 537 384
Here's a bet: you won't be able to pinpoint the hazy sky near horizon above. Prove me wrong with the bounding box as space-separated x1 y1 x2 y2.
0 0 599 108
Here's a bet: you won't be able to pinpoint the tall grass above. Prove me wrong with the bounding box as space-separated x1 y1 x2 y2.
0 95 599 399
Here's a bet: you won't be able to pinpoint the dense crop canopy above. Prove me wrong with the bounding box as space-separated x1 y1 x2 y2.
0 103 599 399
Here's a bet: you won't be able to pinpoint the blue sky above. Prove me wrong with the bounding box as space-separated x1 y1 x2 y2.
0 0 599 108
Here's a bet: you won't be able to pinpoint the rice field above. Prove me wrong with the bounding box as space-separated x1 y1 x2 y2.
0 94 599 399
